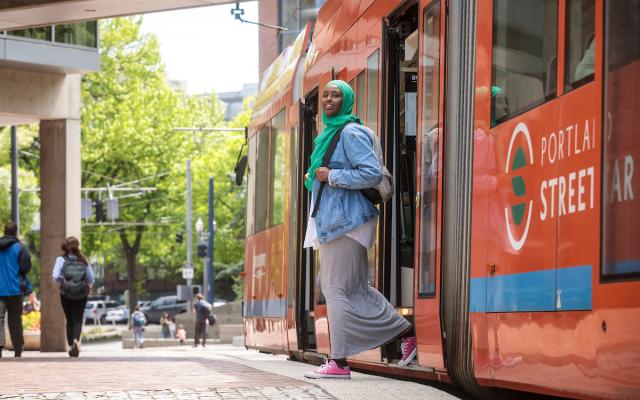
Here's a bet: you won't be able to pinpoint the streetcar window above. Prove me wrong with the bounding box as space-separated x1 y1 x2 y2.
565 0 595 91
356 71 366 122
270 110 287 227
246 135 257 236
602 0 640 279
418 1 441 297
367 51 380 135
491 0 558 126
254 125 271 233
288 127 298 306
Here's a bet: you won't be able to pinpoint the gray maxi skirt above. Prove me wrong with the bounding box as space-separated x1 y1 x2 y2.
319 235 411 359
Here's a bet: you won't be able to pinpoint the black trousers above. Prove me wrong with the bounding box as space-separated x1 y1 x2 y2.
60 295 88 346
194 320 206 346
0 295 24 351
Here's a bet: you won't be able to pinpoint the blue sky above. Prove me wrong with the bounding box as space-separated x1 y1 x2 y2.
140 1 259 95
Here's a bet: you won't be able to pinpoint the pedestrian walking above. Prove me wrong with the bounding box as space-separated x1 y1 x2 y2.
193 293 211 348
302 80 416 379
53 236 94 358
160 312 172 339
0 222 32 358
131 305 146 349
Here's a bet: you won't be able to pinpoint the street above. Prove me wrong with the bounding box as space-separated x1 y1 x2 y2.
0 341 470 400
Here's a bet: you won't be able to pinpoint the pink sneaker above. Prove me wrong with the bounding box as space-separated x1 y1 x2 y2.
397 336 417 367
304 359 351 379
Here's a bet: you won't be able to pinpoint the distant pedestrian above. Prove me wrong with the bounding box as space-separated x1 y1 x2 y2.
0 222 32 358
160 312 172 339
131 305 146 349
23 291 41 314
53 236 94 358
193 293 211 348
176 324 186 345
169 317 177 339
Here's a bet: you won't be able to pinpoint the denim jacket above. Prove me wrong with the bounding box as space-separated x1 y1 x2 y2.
312 123 382 244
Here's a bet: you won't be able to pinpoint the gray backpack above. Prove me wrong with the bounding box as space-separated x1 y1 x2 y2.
60 256 89 300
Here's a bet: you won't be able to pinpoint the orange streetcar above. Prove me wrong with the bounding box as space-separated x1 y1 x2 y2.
239 1 640 399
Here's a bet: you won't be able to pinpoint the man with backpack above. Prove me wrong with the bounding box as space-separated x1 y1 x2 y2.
52 236 94 357
0 222 32 358
130 305 146 349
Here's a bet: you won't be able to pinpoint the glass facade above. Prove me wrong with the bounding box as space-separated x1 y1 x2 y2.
278 0 325 52
5 21 97 48
55 22 98 48
7 26 51 41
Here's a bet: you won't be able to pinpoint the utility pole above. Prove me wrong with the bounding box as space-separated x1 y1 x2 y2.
11 126 19 232
186 160 193 309
207 177 215 304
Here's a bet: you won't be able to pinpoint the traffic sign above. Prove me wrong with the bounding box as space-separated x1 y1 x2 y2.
182 263 194 279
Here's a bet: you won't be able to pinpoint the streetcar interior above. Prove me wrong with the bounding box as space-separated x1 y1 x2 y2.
382 1 419 364
297 88 319 352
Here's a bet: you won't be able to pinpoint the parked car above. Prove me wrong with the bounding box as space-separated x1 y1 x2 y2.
105 305 130 324
84 300 120 324
141 295 188 324
136 300 152 309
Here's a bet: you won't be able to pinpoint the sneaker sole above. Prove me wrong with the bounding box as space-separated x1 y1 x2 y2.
304 372 351 379
397 347 417 367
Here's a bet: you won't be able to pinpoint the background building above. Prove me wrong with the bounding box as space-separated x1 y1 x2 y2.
217 83 257 121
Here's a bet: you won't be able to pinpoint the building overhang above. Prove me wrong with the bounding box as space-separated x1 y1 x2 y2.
0 0 250 30
0 35 99 74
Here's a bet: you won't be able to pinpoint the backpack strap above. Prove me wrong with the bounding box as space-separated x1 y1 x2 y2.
310 124 351 218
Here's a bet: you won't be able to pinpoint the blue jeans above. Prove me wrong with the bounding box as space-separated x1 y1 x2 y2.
133 327 144 348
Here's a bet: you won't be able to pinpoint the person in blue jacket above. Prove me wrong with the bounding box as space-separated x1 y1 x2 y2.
0 222 32 358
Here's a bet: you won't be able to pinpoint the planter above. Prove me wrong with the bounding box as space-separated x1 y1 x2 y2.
3 329 41 351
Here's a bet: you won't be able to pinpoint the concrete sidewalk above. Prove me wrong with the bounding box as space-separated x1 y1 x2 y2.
0 341 469 400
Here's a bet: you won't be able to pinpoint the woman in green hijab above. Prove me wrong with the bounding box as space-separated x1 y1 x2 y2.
304 79 360 191
303 81 415 380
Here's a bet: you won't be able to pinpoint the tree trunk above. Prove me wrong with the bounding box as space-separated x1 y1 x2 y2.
126 250 138 314
119 225 144 314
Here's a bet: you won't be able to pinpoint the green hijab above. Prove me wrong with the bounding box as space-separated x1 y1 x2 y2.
304 80 361 191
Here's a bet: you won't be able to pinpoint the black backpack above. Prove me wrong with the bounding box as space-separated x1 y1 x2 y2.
60 256 89 300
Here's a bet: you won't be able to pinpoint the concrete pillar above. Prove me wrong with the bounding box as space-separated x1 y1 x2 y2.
39 118 81 352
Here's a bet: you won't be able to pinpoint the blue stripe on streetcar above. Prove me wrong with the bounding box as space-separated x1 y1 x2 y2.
470 265 592 312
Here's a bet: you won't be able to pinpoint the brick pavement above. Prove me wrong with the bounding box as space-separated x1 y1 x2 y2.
0 387 332 399
0 343 468 400
0 354 333 399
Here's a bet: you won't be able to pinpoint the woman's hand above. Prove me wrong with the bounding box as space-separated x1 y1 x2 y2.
314 167 330 182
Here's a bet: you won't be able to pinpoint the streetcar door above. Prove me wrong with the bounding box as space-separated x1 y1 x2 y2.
296 91 319 352
380 0 421 366
412 0 446 370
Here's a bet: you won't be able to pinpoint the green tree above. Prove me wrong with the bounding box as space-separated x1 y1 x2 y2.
81 17 248 309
